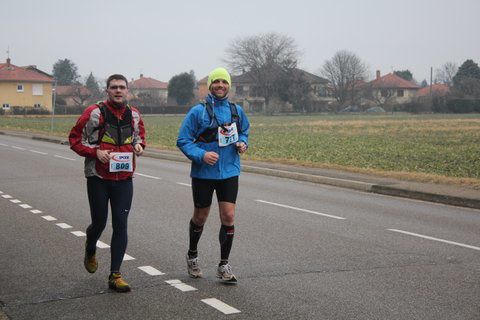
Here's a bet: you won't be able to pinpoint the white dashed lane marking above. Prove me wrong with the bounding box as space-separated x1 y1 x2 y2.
165 279 197 292
56 223 72 229
42 215 57 221
136 173 162 180
1 185 241 314
255 199 345 220
54 155 76 161
176 182 191 187
0 143 8 147
388 229 480 251
29 149 48 155
138 266 165 276
11 146 26 150
96 240 110 248
123 254 135 261
201 298 241 315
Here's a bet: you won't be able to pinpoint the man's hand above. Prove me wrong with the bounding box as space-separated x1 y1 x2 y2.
236 142 248 154
203 151 219 165
134 144 144 156
96 149 112 164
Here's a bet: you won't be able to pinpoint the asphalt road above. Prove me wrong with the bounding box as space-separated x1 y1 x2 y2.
1 135 479 320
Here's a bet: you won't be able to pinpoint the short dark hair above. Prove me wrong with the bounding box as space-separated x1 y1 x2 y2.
106 74 128 88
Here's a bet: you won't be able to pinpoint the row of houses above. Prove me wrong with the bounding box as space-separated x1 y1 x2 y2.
0 57 448 113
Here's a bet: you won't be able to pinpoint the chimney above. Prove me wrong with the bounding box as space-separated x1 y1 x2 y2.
376 70 380 80
6 57 11 67
140 74 143 78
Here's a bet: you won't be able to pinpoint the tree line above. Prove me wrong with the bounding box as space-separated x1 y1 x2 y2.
52 32 480 114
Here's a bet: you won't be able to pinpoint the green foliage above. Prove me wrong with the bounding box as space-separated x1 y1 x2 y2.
452 59 480 97
168 72 195 105
52 58 80 85
394 70 413 81
85 72 101 98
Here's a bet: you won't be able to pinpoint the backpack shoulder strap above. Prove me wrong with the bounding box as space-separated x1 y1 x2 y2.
229 102 241 131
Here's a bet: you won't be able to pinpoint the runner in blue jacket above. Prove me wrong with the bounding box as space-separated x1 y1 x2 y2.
177 67 250 283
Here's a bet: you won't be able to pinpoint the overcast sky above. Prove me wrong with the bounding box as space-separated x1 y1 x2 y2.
1 0 479 84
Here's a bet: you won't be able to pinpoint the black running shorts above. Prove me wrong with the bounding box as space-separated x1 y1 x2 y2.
191 176 239 208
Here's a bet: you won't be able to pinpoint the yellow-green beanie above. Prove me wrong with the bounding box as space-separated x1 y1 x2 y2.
207 67 231 89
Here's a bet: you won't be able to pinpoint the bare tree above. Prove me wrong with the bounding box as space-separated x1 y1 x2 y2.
71 84 92 107
435 62 458 86
321 50 368 107
224 32 300 114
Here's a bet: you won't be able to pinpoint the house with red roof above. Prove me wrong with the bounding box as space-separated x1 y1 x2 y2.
367 70 420 105
55 84 92 107
129 74 168 105
416 83 449 98
0 58 54 112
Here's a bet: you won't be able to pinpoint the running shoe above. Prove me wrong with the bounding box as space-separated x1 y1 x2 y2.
216 263 237 284
108 273 131 293
186 255 203 278
84 250 98 273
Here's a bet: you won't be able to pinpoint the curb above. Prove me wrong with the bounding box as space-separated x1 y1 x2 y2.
1 131 479 210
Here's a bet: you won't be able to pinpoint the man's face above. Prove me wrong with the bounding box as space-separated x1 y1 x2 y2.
210 79 230 99
106 79 128 104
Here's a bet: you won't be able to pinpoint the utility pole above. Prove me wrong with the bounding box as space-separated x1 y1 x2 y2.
430 67 433 97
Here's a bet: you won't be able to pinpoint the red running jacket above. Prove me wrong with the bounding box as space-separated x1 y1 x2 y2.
69 100 146 180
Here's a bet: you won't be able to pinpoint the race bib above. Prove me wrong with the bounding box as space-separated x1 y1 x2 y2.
218 122 239 147
109 152 133 172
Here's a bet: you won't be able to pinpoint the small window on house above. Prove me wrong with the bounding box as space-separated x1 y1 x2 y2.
32 84 43 96
381 89 389 97
34 103 41 108
2 103 10 109
236 85 244 95
397 89 404 97
17 84 24 92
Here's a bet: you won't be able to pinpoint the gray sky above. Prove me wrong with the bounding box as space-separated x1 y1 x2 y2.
2 0 479 84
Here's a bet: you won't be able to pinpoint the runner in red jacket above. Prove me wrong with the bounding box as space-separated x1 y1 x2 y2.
69 74 146 292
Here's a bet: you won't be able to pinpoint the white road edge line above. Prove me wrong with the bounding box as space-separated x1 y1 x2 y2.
255 199 345 220
201 298 241 315
11 146 26 150
54 155 76 161
388 229 480 251
30 150 48 155
135 173 162 180
0 143 8 147
176 182 191 187
138 266 165 276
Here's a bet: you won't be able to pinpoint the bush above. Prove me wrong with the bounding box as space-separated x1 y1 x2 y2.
446 99 480 113
11 106 51 115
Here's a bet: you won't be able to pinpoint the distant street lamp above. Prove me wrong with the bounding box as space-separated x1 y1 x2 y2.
50 80 57 132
